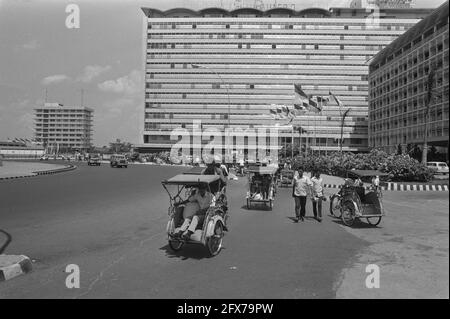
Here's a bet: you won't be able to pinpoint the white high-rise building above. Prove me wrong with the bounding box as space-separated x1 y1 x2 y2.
137 6 432 156
34 103 94 152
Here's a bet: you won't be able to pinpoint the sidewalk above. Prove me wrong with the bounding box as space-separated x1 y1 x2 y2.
0 161 70 179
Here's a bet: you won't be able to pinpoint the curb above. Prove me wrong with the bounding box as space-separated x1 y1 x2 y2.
0 255 33 282
323 183 449 192
0 164 77 181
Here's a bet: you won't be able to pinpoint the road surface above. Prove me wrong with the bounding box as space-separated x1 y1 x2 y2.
0 162 447 298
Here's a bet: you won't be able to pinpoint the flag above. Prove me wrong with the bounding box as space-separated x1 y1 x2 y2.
293 84 310 108
294 84 308 99
329 91 343 107
293 103 307 116
317 96 329 106
307 97 322 113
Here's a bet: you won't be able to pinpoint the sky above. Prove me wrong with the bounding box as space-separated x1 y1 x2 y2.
0 0 446 146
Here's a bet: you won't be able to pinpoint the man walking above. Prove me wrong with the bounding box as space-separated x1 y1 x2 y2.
292 169 312 222
311 171 324 222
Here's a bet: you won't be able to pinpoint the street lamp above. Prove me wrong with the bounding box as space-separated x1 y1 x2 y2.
191 64 231 161
340 108 351 155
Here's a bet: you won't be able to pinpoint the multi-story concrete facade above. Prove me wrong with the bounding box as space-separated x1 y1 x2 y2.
369 1 448 154
138 6 433 157
34 103 94 152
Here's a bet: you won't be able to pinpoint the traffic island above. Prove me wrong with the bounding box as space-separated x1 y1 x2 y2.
0 161 76 180
0 255 32 282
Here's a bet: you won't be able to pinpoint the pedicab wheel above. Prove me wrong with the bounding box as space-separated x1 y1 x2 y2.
329 195 342 218
168 239 184 251
207 222 223 256
341 202 356 227
366 216 382 226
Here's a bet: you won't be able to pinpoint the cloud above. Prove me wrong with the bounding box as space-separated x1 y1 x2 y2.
98 70 142 95
22 39 39 50
41 74 70 85
0 97 39 140
77 65 111 83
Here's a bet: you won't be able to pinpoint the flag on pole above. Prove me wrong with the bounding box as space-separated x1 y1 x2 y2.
307 96 322 113
294 84 308 99
293 84 311 111
317 96 329 106
329 91 343 107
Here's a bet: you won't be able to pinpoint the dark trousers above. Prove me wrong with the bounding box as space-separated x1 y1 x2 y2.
312 198 322 219
294 196 307 218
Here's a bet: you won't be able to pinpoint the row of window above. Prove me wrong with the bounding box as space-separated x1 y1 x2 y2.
149 23 407 31
146 84 367 91
370 125 449 146
148 42 383 50
36 109 90 113
148 33 397 41
143 134 366 146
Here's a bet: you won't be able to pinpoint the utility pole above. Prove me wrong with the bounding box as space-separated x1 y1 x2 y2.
422 63 436 164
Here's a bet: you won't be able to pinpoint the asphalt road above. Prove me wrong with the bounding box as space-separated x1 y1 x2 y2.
0 162 444 298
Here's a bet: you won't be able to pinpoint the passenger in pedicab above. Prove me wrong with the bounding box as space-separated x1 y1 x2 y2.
203 158 227 194
262 174 271 199
173 184 213 240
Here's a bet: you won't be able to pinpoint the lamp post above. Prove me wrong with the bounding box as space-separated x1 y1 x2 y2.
340 108 351 155
191 64 231 161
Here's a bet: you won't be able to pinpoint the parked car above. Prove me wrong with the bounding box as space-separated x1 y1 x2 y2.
40 155 49 161
110 154 128 168
88 155 101 166
427 162 449 175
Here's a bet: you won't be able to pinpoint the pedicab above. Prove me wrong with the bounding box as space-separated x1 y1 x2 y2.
278 169 295 188
329 170 388 227
162 174 228 256
245 165 278 210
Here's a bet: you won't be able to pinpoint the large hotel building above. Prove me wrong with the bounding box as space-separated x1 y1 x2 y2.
34 103 94 152
139 5 433 158
369 1 449 155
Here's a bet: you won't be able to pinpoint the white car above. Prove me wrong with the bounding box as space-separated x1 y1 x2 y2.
427 162 449 175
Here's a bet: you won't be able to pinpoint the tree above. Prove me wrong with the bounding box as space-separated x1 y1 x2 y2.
108 139 132 153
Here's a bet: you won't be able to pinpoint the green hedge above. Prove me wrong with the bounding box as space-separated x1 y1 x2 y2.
291 149 434 182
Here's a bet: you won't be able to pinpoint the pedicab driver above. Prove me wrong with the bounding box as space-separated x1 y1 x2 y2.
174 184 213 240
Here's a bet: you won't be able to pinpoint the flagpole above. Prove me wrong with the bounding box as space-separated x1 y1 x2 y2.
319 99 322 155
291 125 294 160
306 115 309 157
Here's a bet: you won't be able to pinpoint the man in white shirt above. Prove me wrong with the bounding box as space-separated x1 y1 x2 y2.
175 184 213 240
372 175 380 191
292 169 313 222
311 171 324 222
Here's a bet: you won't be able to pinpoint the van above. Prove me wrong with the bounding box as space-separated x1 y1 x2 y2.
110 154 128 168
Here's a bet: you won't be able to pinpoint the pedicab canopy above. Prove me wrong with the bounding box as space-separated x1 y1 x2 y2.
246 165 278 175
162 174 220 187
182 166 206 175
